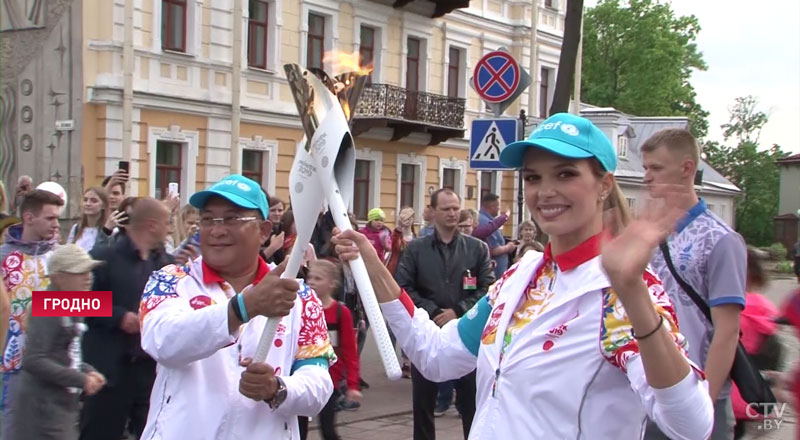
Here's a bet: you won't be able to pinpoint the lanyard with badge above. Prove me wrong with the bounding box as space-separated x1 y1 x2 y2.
463 269 477 291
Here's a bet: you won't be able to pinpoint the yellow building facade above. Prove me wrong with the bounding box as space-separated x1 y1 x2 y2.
81 0 566 232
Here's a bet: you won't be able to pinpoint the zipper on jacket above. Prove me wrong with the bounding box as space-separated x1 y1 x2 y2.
491 264 558 400
548 267 558 291
491 367 500 397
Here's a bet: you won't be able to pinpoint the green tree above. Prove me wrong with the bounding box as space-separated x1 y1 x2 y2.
704 96 786 246
581 0 709 137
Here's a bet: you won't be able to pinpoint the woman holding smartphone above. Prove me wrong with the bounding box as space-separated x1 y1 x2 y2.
66 187 109 252
332 113 713 439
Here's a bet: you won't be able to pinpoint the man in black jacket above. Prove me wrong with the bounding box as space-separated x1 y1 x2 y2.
395 188 494 440
80 197 174 440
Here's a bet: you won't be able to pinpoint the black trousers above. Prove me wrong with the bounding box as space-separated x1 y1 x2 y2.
411 364 476 440
298 390 340 440
79 359 155 440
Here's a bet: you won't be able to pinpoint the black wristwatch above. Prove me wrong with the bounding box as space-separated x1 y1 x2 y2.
265 376 287 410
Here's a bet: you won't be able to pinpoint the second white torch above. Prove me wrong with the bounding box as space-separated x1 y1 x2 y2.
283 63 402 380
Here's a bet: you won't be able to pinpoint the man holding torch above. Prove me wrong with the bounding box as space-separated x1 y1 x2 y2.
138 174 335 440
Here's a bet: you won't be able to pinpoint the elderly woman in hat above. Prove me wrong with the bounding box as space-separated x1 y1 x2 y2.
333 113 714 439
361 207 391 262
8 244 107 440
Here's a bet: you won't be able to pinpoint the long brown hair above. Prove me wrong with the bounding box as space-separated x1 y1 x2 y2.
746 247 767 290
175 204 199 244
589 159 631 236
75 187 109 241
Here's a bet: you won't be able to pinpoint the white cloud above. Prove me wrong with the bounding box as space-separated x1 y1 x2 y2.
584 0 800 152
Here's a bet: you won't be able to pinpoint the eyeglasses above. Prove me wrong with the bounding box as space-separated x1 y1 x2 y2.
199 216 259 228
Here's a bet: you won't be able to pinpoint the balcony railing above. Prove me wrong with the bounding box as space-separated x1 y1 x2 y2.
354 83 465 130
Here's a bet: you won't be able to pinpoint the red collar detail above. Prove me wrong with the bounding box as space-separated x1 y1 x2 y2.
202 259 271 285
543 233 605 272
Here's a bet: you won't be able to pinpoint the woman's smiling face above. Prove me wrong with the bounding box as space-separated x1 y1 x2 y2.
522 149 611 250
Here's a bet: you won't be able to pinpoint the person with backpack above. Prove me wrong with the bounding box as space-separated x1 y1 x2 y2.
731 249 782 438
642 129 747 439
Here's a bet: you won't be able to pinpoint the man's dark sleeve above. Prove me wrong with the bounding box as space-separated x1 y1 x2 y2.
456 240 495 316
86 246 126 329
394 243 438 316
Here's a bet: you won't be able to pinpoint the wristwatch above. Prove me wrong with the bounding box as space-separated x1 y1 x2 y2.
265 376 287 410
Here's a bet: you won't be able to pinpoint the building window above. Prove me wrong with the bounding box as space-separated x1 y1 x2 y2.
400 164 417 210
359 26 375 83
307 13 325 70
544 0 554 8
539 67 550 118
442 168 458 191
707 203 716 215
406 37 421 91
161 0 187 52
155 141 182 199
479 171 497 202
242 149 264 184
354 159 371 220
248 1 269 69
618 135 628 159
447 47 461 98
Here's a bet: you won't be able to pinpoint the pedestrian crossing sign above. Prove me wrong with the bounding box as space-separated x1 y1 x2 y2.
469 118 519 170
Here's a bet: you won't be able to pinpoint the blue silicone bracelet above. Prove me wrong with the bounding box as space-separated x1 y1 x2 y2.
237 293 250 323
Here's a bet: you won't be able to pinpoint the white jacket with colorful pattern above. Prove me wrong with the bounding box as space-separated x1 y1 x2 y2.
382 235 713 439
139 257 335 440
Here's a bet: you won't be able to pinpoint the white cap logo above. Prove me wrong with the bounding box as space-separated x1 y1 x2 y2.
219 179 252 191
561 124 580 136
532 120 581 137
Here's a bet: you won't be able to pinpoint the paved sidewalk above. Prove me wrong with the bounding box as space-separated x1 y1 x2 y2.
309 277 800 440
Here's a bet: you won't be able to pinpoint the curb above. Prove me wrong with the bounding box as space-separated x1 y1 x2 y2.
309 409 413 431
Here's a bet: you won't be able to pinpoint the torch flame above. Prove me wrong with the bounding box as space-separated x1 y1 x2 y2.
317 51 373 122
323 50 374 77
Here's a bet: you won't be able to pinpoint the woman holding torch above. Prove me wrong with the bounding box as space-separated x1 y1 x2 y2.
332 113 714 439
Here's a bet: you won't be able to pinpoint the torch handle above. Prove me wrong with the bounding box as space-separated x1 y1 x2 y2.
253 237 310 363
325 181 403 381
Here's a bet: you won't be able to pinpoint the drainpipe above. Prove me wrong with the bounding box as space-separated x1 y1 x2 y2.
122 0 133 166
528 0 539 117
441 21 447 96
231 0 243 174
571 9 583 115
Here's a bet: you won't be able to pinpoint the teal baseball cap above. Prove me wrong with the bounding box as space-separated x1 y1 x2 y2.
189 174 269 219
499 113 617 172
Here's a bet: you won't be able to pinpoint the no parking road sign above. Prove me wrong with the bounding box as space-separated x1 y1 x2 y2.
470 118 519 170
472 51 521 103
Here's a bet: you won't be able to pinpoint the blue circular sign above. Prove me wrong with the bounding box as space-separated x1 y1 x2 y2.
472 51 520 103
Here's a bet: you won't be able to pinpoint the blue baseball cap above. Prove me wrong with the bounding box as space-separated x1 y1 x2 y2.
189 174 269 219
499 113 617 172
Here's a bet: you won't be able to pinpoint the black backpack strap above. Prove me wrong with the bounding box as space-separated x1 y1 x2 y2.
659 241 713 323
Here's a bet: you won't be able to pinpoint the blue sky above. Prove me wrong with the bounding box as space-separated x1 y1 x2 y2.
584 0 800 152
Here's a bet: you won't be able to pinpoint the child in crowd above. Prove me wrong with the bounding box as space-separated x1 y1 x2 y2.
362 208 391 262
299 259 361 440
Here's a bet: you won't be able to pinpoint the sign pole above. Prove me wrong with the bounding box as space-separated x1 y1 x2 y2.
517 109 526 227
